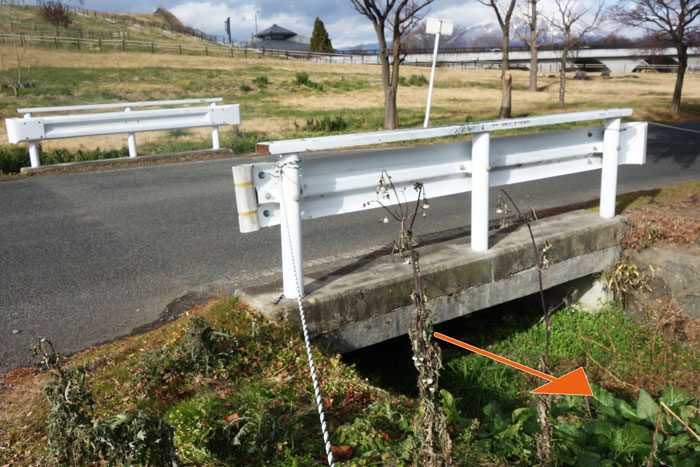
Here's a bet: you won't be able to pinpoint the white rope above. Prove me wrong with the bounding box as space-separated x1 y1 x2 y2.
649 121 700 135
278 161 335 467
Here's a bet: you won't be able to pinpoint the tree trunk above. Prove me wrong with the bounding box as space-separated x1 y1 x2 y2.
559 30 570 109
558 53 566 108
377 29 398 130
528 0 538 92
500 31 512 119
670 43 687 114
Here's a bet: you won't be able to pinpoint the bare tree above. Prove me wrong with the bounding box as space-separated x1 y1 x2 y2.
615 0 700 114
40 1 72 37
517 0 547 91
402 22 468 50
478 0 518 119
348 0 435 129
1 6 32 97
549 0 604 108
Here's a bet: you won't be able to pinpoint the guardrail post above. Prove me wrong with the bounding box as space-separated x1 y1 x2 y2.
125 107 138 157
471 131 490 252
279 153 304 299
24 112 40 168
600 117 621 219
210 103 220 149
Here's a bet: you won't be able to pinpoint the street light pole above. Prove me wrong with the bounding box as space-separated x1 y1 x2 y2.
255 10 259 35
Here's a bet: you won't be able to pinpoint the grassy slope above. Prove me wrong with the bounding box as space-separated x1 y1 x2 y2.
0 4 216 45
1 182 699 466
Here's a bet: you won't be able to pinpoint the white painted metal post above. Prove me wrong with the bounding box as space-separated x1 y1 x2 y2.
423 26 441 128
211 102 221 149
599 117 621 219
471 132 490 252
125 107 137 157
24 112 40 168
279 153 304 299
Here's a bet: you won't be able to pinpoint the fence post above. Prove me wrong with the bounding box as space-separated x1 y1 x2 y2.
279 153 304 299
599 117 622 218
24 112 40 168
54 36 58 49
178 44 181 55
151 42 154 53
210 102 220 150
471 131 490 252
125 107 138 157
205 45 208 56
122 39 125 51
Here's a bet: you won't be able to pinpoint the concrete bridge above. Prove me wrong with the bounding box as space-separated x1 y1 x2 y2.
314 46 700 74
240 210 623 353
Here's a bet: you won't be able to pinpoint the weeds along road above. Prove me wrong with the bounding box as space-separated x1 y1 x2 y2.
1 122 699 371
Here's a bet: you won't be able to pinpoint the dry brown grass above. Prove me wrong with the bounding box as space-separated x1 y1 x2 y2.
2 48 700 155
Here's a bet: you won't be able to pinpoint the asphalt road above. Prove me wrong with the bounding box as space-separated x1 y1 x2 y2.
2 122 699 371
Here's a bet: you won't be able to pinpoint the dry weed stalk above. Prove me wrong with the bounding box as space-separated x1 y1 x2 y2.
373 172 451 466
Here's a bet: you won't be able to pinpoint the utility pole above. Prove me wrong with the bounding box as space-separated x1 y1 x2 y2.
224 17 232 44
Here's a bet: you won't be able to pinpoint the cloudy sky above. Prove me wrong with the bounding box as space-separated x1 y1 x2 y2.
80 1 617 48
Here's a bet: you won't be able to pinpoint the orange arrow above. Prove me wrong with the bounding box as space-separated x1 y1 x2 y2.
433 332 592 396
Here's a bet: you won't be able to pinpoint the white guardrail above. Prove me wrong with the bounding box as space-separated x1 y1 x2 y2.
5 98 241 168
233 109 647 299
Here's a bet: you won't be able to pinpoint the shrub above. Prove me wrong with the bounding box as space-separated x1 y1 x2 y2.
228 132 259 154
240 82 252 93
400 74 429 86
253 75 269 88
303 115 348 133
295 72 309 86
295 72 324 90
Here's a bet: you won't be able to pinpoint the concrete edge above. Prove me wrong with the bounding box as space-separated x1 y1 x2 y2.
320 245 621 354
19 148 243 174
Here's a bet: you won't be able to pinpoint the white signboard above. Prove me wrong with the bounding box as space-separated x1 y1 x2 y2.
426 18 454 36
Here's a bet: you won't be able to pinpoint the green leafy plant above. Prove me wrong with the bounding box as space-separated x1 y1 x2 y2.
33 338 178 465
240 82 253 93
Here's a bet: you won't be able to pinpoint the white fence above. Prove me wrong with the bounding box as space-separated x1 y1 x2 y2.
233 109 647 299
6 98 241 168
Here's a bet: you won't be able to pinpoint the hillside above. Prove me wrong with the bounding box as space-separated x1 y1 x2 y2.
0 3 218 45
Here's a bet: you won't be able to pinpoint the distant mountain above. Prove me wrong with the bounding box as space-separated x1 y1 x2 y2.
336 19 608 52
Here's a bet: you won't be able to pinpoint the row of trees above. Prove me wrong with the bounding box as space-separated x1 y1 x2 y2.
349 0 700 129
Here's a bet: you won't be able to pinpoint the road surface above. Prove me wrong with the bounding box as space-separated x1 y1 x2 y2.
1 122 699 371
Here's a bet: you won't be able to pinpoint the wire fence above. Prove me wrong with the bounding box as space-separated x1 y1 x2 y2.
0 31 366 61
0 28 697 74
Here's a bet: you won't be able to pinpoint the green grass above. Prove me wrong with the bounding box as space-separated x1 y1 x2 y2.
2 294 699 465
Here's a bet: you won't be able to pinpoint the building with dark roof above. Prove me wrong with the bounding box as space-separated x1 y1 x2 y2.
244 24 310 51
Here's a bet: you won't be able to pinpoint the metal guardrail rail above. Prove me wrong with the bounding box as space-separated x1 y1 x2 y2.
233 109 647 299
6 98 240 168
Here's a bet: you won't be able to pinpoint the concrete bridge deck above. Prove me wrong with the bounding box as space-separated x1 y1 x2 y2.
239 210 624 353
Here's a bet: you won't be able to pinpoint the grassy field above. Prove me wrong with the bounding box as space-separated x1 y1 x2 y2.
0 3 699 174
1 42 700 173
